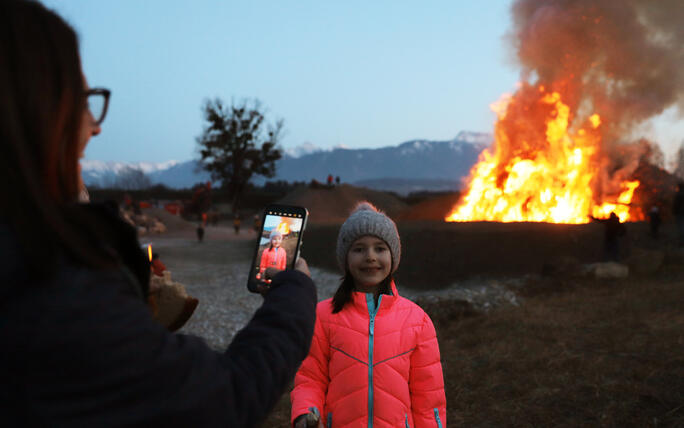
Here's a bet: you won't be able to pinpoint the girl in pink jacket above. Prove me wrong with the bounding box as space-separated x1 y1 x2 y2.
291 202 446 428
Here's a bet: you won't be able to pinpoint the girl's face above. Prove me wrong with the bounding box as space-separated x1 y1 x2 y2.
347 235 391 291
271 235 282 247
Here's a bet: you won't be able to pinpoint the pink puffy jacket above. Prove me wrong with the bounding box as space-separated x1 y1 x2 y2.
291 281 446 427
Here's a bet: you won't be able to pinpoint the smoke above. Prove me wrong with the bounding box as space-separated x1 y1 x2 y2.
510 0 684 141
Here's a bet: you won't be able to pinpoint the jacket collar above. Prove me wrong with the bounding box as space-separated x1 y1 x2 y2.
349 280 399 315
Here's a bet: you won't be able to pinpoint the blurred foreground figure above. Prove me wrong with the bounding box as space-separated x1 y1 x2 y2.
0 1 316 426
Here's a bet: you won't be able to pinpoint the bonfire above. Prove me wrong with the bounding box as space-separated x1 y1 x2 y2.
447 0 683 225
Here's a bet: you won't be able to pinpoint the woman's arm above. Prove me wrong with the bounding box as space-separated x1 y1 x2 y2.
19 267 316 428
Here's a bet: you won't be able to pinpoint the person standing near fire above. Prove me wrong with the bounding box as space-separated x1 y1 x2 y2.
673 182 684 247
589 212 626 261
0 2 316 426
260 230 287 275
291 202 446 428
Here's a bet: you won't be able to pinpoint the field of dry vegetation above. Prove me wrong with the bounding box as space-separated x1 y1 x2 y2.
135 185 684 427
263 267 684 427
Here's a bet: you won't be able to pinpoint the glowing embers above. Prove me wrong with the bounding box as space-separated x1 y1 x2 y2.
446 85 639 224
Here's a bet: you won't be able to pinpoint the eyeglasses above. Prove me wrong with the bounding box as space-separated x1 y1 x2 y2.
85 88 111 125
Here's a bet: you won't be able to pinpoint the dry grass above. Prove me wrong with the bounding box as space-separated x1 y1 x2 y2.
439 272 684 427
261 269 684 427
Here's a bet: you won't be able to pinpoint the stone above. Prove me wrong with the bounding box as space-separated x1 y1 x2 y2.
589 262 629 279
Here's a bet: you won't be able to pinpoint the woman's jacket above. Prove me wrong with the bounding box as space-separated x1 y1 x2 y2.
0 203 316 428
291 281 446 428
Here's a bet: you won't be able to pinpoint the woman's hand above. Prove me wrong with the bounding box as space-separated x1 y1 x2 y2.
294 257 311 277
257 257 311 297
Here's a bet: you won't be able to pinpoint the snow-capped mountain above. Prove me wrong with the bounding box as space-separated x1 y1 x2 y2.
454 130 493 147
283 142 322 158
80 160 180 188
81 131 492 192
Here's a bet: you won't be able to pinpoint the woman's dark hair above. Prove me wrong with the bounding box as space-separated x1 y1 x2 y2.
331 272 393 314
0 0 115 276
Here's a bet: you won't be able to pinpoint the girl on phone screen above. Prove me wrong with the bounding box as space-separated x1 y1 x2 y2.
260 230 287 275
291 202 446 428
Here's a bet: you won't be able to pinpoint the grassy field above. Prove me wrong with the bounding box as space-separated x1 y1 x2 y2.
261 264 684 427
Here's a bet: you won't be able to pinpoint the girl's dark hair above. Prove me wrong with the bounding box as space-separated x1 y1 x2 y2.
1 0 115 276
331 272 393 314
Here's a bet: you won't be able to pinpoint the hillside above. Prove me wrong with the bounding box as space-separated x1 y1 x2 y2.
276 184 407 224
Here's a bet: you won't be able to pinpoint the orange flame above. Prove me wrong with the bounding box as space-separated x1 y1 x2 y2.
147 244 152 262
275 222 290 235
446 86 640 224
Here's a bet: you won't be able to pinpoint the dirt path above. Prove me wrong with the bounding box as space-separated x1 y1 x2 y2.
146 227 522 350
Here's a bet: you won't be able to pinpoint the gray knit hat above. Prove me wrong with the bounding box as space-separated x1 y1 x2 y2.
269 230 283 240
336 202 401 273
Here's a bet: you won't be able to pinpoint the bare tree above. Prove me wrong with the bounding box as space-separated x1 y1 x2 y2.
196 98 282 213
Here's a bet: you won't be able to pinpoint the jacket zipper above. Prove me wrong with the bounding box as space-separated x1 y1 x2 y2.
366 294 382 428
433 408 443 428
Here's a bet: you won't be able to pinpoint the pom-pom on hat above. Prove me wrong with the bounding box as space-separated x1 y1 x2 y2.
336 201 401 273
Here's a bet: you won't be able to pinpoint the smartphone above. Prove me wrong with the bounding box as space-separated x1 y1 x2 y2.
247 204 308 293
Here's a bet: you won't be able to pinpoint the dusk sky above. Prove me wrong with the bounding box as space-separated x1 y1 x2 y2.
44 0 682 165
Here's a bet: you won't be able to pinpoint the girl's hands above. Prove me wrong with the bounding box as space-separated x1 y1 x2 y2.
293 411 323 428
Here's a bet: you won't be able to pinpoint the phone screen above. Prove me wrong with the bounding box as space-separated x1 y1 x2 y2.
248 205 307 292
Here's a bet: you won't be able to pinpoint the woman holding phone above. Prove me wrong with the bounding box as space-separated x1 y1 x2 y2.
0 1 316 426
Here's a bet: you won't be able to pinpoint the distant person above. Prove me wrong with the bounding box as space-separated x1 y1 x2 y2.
150 253 167 277
196 223 205 242
335 175 340 186
0 2 317 426
648 205 662 239
233 213 241 235
259 230 287 275
590 212 626 261
291 202 446 428
327 174 333 187
123 192 133 210
674 182 684 247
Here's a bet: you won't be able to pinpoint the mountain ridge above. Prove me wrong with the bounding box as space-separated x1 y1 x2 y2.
82 132 491 194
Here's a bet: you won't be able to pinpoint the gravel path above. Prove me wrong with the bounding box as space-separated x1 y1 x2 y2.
145 229 522 350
